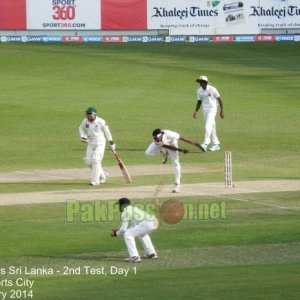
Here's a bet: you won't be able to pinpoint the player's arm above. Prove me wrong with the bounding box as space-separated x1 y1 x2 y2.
217 97 224 119
79 122 88 142
179 136 199 147
193 100 202 118
162 144 188 154
102 123 116 150
116 221 129 236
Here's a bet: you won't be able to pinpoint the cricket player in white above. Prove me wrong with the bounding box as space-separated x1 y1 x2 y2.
193 75 224 152
145 129 200 193
79 107 115 186
111 198 158 263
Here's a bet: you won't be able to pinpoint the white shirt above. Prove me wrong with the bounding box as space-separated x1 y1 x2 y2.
156 129 180 147
79 116 112 143
117 205 157 236
197 84 220 110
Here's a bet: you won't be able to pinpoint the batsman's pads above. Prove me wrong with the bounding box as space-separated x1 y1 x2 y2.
111 229 118 237
81 137 88 143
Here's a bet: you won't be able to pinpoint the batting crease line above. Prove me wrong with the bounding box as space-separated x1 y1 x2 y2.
14 171 73 180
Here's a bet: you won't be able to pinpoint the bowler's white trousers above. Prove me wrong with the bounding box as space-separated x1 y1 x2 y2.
203 108 220 145
145 142 181 185
124 220 158 257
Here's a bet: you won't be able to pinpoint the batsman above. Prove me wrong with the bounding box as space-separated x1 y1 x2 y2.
79 107 116 186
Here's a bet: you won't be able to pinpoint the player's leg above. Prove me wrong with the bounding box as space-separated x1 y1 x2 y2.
83 145 96 185
145 142 161 156
203 109 218 146
123 228 141 261
169 150 181 192
138 234 157 258
137 221 158 258
94 142 106 183
208 111 220 151
90 144 102 186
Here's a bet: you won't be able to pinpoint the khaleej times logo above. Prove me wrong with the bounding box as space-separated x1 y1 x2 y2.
66 199 226 225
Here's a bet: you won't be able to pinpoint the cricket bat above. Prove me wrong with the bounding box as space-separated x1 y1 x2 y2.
111 150 132 183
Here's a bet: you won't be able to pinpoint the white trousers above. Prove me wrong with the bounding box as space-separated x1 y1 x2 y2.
84 141 106 183
203 109 220 145
124 220 158 257
145 142 181 185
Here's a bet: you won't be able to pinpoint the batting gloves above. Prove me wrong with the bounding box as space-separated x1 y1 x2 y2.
109 143 116 152
111 229 118 237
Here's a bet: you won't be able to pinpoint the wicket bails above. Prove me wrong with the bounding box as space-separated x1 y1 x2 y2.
224 151 233 188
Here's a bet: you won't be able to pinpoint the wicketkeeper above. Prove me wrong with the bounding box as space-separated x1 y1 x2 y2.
145 128 201 193
79 107 116 186
111 198 158 263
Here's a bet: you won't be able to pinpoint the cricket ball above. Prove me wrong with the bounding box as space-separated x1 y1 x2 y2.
159 199 184 225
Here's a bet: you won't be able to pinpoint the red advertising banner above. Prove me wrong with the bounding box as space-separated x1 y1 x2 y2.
212 36 234 43
101 0 147 30
255 35 276 42
0 0 26 29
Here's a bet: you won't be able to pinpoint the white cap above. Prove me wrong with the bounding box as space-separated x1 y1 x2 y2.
196 75 208 83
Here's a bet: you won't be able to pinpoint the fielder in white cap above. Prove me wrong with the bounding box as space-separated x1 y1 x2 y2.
193 75 224 152
79 107 116 186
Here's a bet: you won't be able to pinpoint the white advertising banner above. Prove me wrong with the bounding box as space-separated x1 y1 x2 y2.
27 0 101 30
147 0 300 35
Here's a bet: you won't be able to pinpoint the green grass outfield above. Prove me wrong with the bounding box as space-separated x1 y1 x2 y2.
0 43 299 178
0 192 300 299
0 42 299 299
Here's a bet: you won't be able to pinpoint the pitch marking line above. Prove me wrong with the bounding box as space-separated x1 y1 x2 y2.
184 190 299 212
14 171 73 180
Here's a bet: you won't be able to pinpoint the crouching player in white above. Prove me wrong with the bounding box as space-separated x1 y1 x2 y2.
145 129 200 193
79 107 116 186
111 198 158 263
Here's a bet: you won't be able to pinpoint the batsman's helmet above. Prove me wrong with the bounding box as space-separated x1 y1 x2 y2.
152 128 162 137
118 198 131 212
86 107 97 115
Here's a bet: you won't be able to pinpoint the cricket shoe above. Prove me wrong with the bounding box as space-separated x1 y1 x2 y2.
209 144 220 152
143 253 158 259
90 182 100 186
99 178 106 184
99 171 109 184
124 256 141 263
198 143 207 152
172 184 180 193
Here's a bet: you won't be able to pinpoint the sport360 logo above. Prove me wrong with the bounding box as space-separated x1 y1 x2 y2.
52 0 77 21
